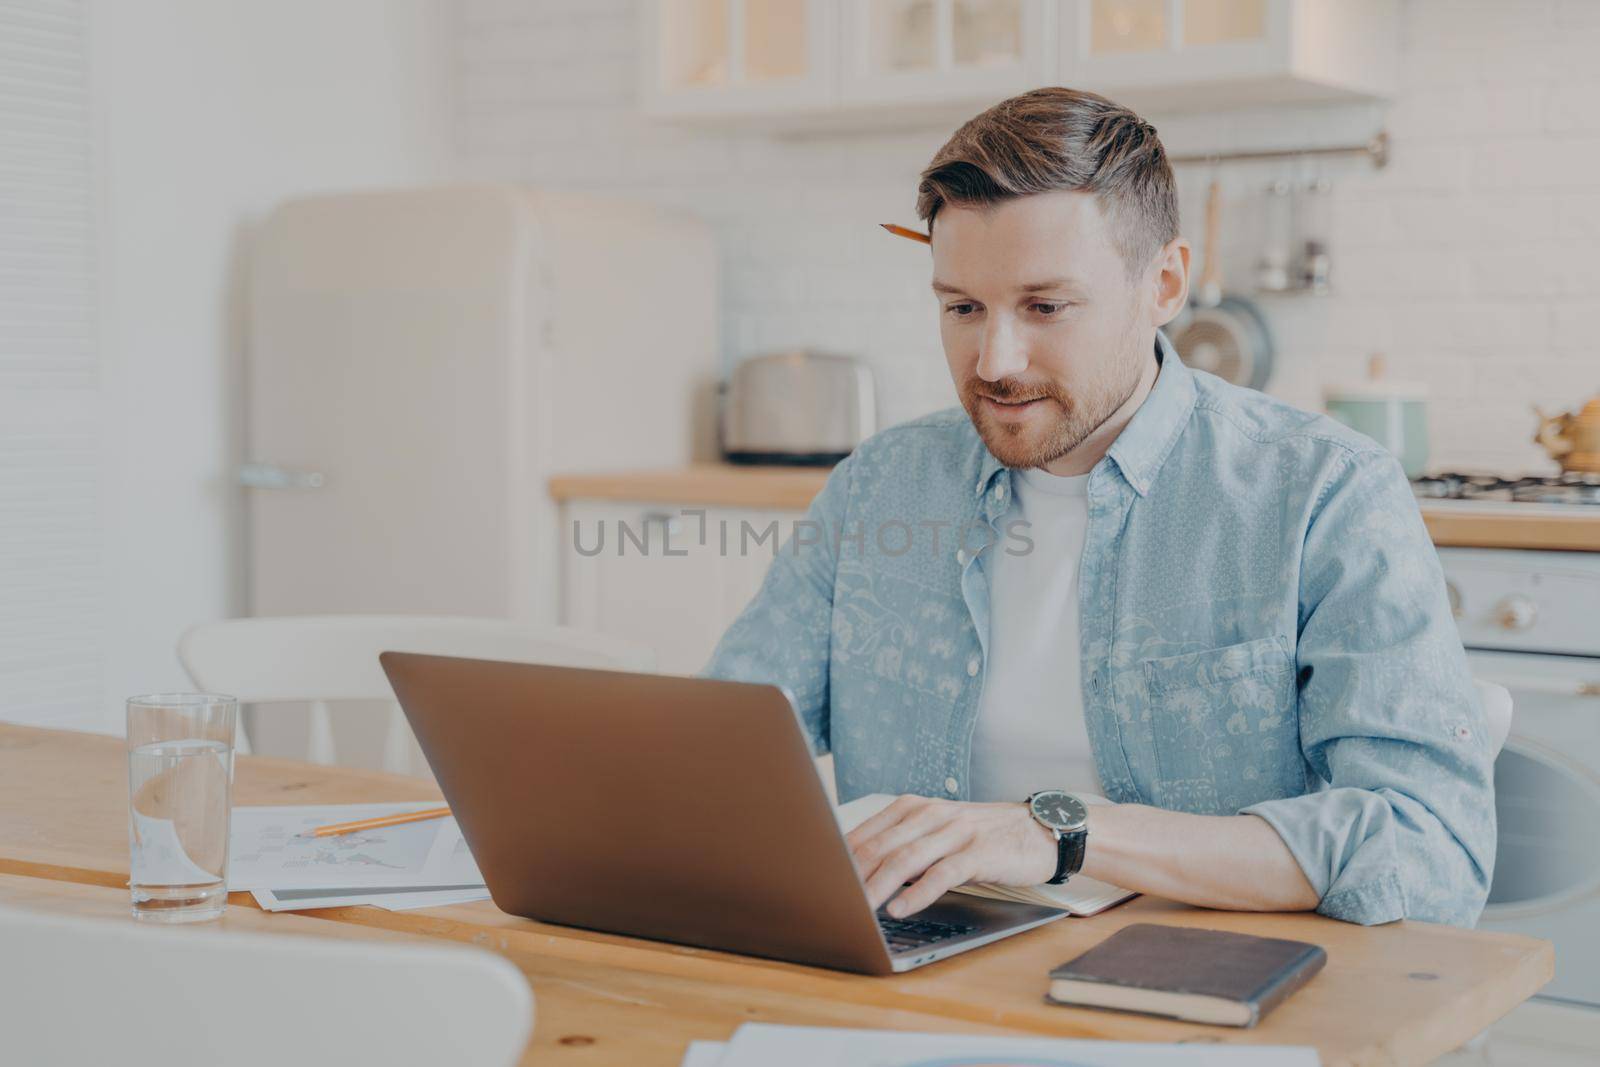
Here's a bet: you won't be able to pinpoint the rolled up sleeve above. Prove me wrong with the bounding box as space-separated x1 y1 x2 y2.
696 453 855 755
1241 448 1496 927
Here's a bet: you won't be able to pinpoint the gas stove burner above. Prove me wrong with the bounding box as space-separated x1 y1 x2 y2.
1409 475 1457 499
1412 471 1600 506
1411 473 1518 501
1512 473 1600 506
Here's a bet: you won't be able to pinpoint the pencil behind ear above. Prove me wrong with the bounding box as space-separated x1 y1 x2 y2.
880 223 931 245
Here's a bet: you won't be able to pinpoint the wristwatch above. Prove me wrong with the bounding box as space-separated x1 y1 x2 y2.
1025 789 1089 885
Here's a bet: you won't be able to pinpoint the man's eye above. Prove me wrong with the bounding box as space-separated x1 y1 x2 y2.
1033 302 1068 315
945 303 978 318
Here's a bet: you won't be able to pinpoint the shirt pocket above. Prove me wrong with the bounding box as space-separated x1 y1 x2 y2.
1141 635 1305 814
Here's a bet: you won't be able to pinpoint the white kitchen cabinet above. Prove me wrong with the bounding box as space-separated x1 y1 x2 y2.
1057 0 1397 111
559 499 802 675
837 1 1055 108
640 0 837 118
638 0 1394 127
641 0 1051 123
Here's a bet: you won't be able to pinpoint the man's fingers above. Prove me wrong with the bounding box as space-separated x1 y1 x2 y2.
863 827 965 910
844 794 923 852
851 803 949 883
887 853 976 918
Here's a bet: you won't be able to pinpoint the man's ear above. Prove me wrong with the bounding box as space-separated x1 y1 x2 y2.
1149 236 1191 327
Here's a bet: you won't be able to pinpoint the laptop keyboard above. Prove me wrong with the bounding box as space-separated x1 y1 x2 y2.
877 915 979 952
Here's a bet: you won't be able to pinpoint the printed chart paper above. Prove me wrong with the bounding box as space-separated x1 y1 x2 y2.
716 1024 1320 1066
250 885 491 912
227 804 483 891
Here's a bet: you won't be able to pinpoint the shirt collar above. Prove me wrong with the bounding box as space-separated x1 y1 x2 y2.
1105 328 1196 497
975 436 1007 501
972 328 1196 501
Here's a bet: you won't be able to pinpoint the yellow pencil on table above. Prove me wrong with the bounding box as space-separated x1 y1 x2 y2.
297 806 452 838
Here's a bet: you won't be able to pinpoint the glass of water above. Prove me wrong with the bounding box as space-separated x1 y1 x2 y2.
126 693 237 922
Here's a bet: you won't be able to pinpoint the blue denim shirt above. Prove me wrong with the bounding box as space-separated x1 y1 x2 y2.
701 332 1494 927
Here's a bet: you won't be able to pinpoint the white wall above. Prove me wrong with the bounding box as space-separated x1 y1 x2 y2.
85 0 451 732
453 0 1600 475
1 0 102 730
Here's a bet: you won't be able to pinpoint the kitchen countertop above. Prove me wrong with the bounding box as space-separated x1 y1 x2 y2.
549 463 832 512
1416 502 1600 552
549 465 1600 552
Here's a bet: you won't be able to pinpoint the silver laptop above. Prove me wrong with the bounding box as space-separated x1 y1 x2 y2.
380 652 1067 975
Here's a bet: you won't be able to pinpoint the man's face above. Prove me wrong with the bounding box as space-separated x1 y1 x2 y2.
930 190 1154 470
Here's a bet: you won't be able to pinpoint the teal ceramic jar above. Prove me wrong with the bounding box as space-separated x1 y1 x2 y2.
1323 367 1430 479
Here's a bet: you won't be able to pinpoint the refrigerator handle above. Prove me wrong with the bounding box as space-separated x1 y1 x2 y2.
238 462 325 490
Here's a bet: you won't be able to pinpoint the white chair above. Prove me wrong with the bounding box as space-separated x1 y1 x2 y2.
0 904 532 1067
179 615 654 772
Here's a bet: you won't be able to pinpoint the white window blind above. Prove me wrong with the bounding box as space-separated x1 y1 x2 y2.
0 0 103 728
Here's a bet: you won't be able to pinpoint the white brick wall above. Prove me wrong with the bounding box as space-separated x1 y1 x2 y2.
452 0 1600 474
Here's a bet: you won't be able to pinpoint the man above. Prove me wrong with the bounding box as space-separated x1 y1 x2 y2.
701 88 1493 928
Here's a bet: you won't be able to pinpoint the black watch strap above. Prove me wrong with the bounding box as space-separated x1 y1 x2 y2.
1047 827 1087 885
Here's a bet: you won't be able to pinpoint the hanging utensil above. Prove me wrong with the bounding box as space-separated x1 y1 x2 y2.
1256 177 1294 293
1298 173 1333 294
1169 177 1276 391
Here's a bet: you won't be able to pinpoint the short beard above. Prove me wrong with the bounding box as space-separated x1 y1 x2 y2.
960 344 1146 470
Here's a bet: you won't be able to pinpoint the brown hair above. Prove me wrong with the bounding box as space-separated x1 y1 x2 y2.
915 87 1179 275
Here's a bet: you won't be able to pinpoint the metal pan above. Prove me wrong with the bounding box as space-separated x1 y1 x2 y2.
1168 178 1275 391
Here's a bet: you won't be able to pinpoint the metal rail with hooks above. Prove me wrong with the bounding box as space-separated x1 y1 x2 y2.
1168 130 1389 169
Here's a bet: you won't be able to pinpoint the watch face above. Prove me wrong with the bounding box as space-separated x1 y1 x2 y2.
1030 790 1087 832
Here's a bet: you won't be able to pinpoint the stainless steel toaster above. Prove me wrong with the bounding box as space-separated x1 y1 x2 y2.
719 350 877 466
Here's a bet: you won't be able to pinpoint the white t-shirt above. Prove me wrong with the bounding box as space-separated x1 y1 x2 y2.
967 466 1102 803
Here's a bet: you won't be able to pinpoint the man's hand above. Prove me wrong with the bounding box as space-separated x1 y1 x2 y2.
845 795 1057 917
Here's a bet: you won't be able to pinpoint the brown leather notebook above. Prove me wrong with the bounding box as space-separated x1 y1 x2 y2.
1047 923 1327 1027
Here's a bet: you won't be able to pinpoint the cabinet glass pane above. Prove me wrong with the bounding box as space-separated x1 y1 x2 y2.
660 0 729 89
953 0 1022 68
1182 0 1266 46
869 0 938 73
1089 0 1167 56
744 0 808 82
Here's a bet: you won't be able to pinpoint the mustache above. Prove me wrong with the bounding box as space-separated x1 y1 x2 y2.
968 378 1059 403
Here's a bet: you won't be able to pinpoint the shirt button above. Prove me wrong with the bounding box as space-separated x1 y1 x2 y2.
944 776 959 794
955 548 967 566
966 657 980 677
994 483 1007 502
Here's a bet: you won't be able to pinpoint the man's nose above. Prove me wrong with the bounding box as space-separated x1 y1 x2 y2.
975 317 1028 382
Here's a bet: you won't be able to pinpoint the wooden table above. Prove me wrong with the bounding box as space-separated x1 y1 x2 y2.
0 724 1553 1066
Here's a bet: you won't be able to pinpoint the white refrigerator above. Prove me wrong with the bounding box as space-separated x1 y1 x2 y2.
243 185 718 626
